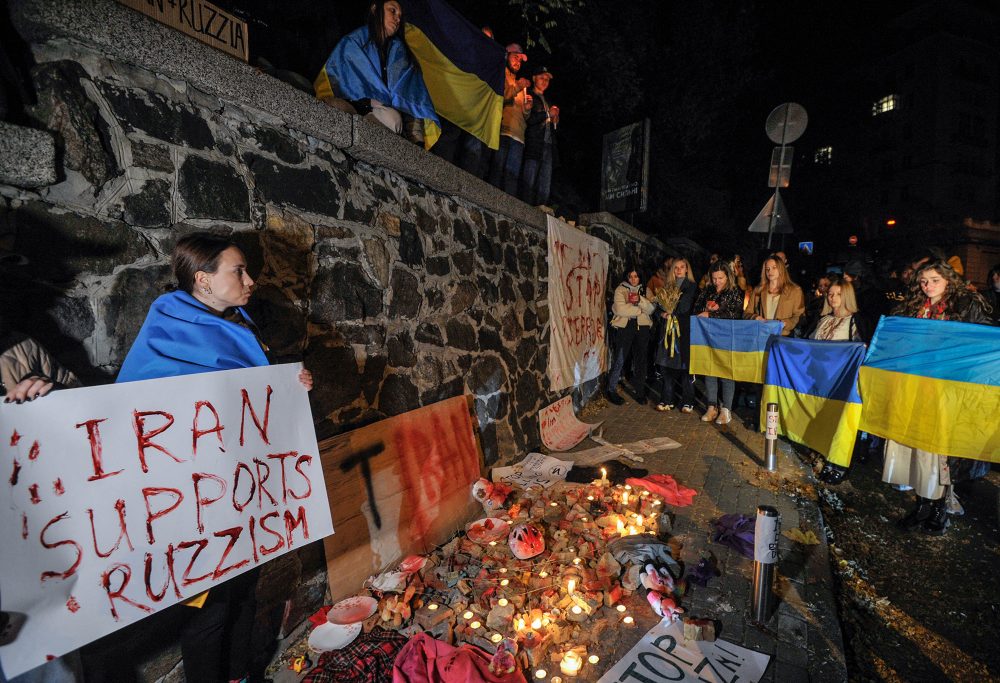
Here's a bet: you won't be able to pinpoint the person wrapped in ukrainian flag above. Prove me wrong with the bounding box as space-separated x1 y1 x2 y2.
315 0 441 147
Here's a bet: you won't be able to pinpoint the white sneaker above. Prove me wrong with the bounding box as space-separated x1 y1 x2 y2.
701 406 719 422
715 408 732 425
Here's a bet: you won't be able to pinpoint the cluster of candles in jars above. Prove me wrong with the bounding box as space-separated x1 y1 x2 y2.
419 471 663 678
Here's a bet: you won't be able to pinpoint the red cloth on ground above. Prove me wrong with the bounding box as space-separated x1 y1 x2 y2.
392 633 527 683
625 474 697 506
303 628 408 683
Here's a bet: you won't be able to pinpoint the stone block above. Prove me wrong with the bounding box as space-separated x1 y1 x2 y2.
387 331 417 368
379 373 420 416
261 205 316 300
29 60 119 188
306 341 361 416
122 177 171 227
415 322 444 346
469 355 505 395
178 155 249 221
99 81 213 150
130 139 173 172
246 153 340 217
398 221 424 266
449 280 479 315
244 284 306 358
362 238 391 288
361 354 388 404
0 122 57 188
101 264 174 366
239 122 304 164
311 261 383 321
388 267 420 318
445 318 476 351
11 201 152 279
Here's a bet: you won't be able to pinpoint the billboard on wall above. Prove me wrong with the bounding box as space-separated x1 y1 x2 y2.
600 119 650 214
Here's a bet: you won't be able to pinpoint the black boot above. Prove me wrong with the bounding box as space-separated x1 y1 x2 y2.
897 496 933 531
921 498 950 536
604 388 625 405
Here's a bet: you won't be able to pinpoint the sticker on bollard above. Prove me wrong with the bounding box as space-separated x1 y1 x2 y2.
764 402 778 441
754 506 780 564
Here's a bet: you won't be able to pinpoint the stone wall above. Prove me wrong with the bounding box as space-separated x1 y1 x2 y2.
2 0 666 677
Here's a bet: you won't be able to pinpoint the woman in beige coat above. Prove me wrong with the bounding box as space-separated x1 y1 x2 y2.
745 255 805 336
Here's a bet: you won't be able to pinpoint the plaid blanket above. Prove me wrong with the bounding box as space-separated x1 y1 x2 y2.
303 628 409 683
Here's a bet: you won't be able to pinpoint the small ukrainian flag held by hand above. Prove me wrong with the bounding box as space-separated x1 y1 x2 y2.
689 317 784 384
859 316 1000 461
762 337 866 467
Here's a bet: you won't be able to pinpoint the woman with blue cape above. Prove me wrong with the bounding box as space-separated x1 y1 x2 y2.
116 232 312 682
315 0 440 148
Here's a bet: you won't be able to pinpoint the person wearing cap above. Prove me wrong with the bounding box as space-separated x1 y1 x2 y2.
519 65 559 206
488 43 532 195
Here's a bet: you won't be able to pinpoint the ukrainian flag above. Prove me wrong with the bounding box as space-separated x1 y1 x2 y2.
762 337 866 467
689 317 784 384
401 0 505 149
859 316 1000 461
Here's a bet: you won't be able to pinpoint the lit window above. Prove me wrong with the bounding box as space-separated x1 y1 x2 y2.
814 146 833 164
872 94 899 116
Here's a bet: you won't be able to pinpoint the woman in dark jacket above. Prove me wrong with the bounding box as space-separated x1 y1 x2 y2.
653 258 698 412
694 262 744 425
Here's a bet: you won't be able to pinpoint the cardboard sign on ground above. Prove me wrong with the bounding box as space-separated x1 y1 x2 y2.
319 396 484 602
539 394 602 451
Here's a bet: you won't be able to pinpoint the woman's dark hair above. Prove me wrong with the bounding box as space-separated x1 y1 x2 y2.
172 233 237 294
893 259 987 320
707 261 737 291
366 0 401 49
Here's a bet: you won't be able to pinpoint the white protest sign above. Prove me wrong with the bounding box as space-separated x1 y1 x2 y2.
546 215 610 392
0 364 334 678
491 453 574 490
598 619 770 683
539 394 602 452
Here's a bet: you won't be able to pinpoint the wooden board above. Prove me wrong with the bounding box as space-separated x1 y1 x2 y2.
116 0 249 62
319 396 485 602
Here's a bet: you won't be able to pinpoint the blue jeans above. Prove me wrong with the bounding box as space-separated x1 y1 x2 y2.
489 136 524 196
704 376 735 410
519 144 553 205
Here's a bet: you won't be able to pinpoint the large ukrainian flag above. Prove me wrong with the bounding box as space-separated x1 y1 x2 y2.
689 317 783 384
762 337 866 467
859 316 1000 461
401 0 505 149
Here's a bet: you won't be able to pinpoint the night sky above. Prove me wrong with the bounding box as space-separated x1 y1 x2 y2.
218 0 999 268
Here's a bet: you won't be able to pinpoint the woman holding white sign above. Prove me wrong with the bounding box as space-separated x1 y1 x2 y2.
115 233 312 683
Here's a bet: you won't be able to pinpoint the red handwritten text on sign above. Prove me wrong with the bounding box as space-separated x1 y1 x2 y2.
0 364 333 679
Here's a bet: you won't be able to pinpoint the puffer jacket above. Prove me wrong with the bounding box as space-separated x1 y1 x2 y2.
0 332 80 393
611 282 655 328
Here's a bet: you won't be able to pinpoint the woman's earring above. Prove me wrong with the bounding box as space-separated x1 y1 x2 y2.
201 286 212 295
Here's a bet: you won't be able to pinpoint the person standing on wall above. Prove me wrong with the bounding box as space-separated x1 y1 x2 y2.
520 65 559 207
488 44 532 196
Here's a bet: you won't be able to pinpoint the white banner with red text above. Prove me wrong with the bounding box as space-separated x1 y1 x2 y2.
546 215 610 392
0 363 333 678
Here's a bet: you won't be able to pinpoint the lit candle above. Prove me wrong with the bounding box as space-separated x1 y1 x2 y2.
616 519 625 534
463 610 475 620
636 515 644 526
500 579 510 587
427 603 438 611
499 568 508 574
623 616 634 625
498 598 509 607
616 605 627 613
539 571 549 578
586 495 594 501
588 655 600 665
628 525 638 535
550 502 559 507
489 541 497 546
567 578 576 595
624 484 632 491
491 633 504 643
622 491 630 506
560 651 583 676
470 620 482 629
600 468 608 484
531 618 543 630
535 670 547 679
571 605 582 615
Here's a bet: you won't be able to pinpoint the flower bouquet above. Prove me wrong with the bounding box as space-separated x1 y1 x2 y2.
652 283 682 356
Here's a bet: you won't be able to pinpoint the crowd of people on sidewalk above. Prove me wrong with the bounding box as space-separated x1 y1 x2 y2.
315 0 560 207
603 249 998 537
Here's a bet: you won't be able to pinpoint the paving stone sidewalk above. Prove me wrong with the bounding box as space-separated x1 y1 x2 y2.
568 393 848 683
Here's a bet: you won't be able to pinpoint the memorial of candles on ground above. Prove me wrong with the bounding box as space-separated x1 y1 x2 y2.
309 467 699 678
